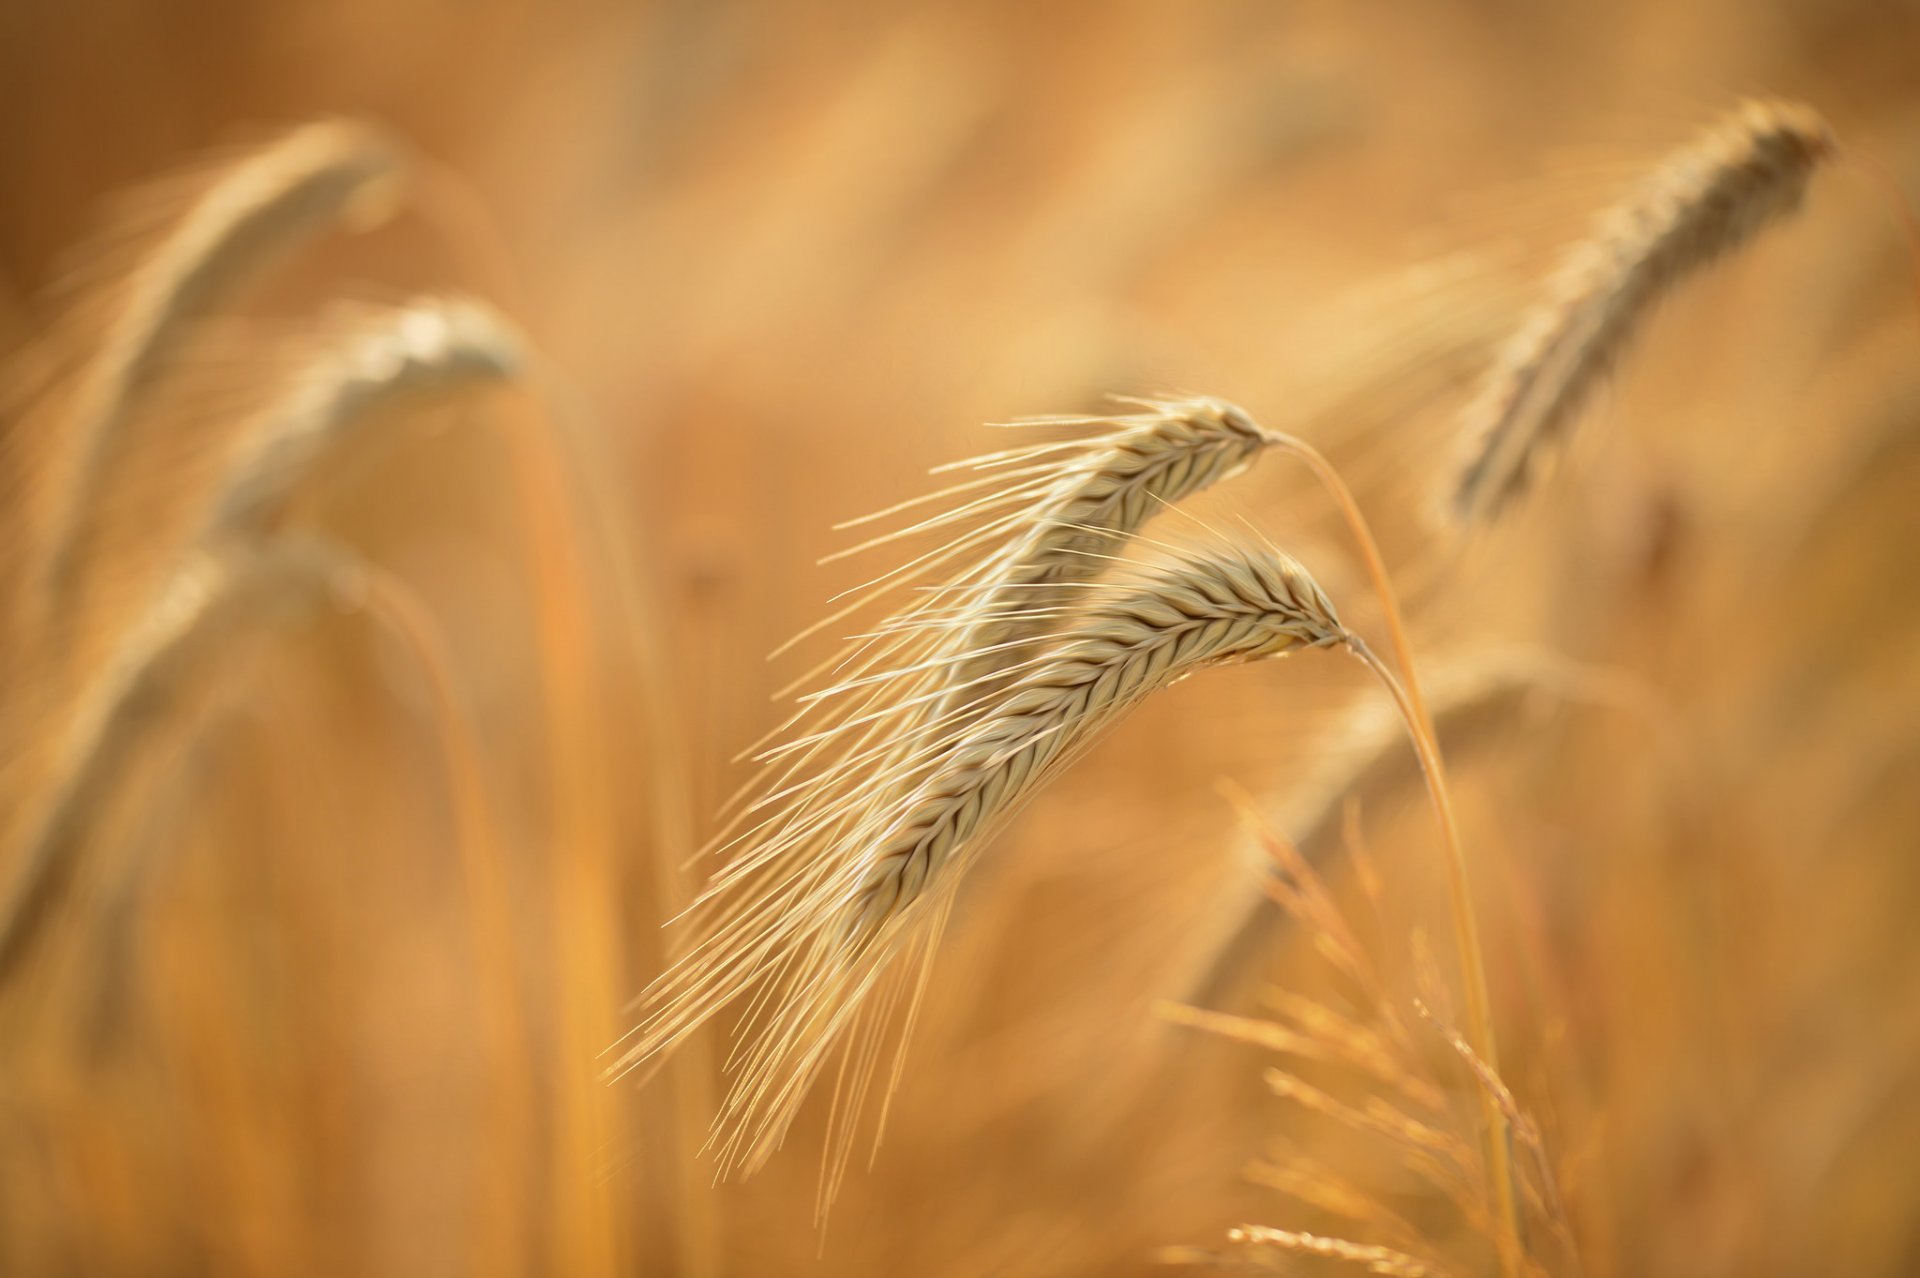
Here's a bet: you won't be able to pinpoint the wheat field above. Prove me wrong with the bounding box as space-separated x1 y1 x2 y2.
2 2 1918 1275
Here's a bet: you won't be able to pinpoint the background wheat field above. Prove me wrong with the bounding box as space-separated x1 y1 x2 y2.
2 2 1919 1275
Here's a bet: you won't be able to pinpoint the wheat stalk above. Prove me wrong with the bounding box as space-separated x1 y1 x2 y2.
33 120 407 608
612 539 1347 1204
1448 98 1834 526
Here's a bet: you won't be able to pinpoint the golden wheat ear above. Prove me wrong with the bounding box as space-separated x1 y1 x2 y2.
1186 657 1541 1013
1447 99 1835 527
1185 649 1670 1012
612 538 1349 1213
0 540 352 986
30 120 408 612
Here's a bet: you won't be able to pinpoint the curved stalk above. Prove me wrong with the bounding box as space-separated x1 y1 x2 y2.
1264 429 1522 1277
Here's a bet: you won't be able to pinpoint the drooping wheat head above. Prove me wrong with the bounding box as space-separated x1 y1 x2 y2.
203 296 523 538
613 538 1348 1208
704 397 1280 896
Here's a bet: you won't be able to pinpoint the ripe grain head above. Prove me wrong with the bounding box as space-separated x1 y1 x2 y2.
612 538 1347 1204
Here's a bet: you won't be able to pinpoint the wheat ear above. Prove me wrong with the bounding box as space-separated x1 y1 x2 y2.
612 540 1347 1203
1448 99 1834 526
1188 657 1545 1011
34 120 407 604
0 541 346 982
1225 1226 1449 1277
201 296 523 538
701 398 1274 880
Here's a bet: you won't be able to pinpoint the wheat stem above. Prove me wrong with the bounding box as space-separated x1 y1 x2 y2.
1250 425 1520 1273
1348 641 1521 1278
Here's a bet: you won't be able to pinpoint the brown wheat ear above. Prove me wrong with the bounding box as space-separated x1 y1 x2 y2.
609 539 1347 1214
1448 98 1834 526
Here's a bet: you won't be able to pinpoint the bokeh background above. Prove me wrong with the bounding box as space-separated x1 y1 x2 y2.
2 1 1918 1274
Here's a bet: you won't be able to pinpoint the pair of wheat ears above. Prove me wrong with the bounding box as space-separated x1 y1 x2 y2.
0 96 1838 1273
605 96 1837 1270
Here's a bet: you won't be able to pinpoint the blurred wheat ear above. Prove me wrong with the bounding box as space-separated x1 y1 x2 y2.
1447 98 1834 527
1168 801 1580 1278
202 296 523 539
0 540 345 984
27 120 408 620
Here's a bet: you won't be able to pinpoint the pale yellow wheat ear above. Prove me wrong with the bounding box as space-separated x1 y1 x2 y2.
0 540 348 984
31 120 408 610
1447 98 1834 527
611 538 1348 1216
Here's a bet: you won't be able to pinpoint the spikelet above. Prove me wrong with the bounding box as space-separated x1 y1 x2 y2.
1448 99 1834 525
610 539 1346 1206
33 120 407 605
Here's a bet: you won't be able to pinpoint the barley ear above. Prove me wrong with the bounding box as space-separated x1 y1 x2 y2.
611 540 1349 1207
